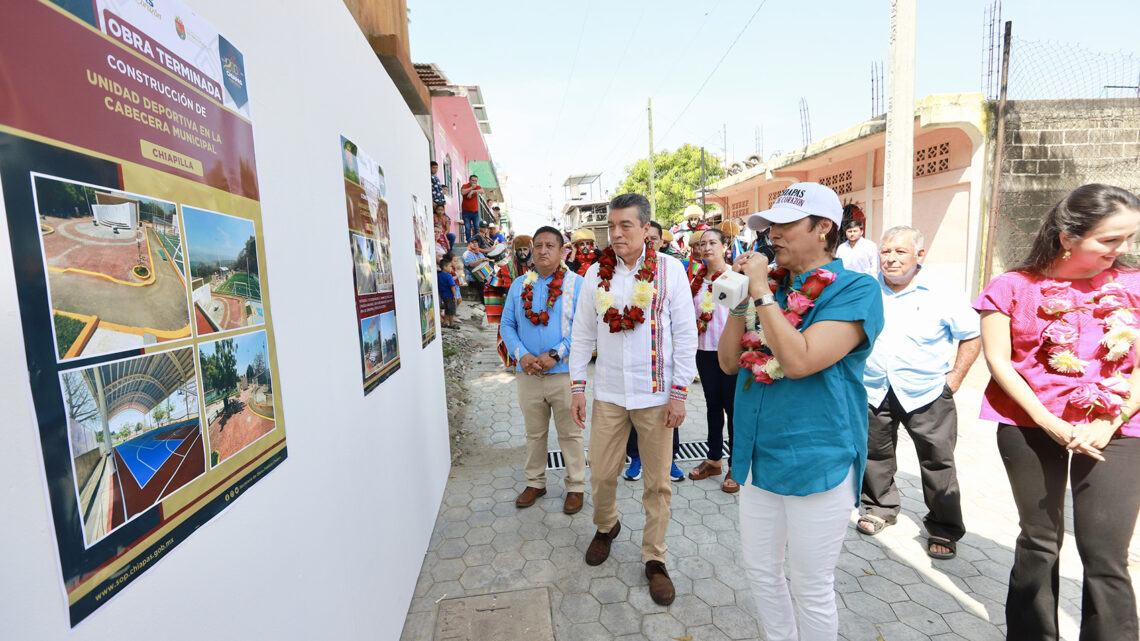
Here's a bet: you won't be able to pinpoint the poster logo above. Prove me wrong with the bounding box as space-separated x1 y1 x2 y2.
174 16 186 39
217 35 248 108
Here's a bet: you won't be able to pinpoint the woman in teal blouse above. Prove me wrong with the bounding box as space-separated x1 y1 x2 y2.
718 182 883 641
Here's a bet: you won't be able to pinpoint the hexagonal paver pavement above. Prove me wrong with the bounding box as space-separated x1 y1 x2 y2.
400 320 1140 641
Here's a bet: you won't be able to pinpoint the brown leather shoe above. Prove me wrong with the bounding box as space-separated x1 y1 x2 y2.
515 486 546 508
688 460 723 480
585 521 621 566
563 492 584 515
645 560 676 605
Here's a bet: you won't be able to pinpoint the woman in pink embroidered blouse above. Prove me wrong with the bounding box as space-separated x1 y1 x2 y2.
975 183 1140 641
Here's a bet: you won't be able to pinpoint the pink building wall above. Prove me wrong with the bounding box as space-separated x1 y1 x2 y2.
712 121 986 293
431 94 491 240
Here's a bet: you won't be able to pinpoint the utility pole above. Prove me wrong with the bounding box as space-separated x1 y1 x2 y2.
647 97 656 219
700 147 707 217
884 0 916 229
982 21 1013 285
722 124 727 166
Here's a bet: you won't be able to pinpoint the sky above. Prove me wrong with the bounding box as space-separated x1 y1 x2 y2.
182 206 255 264
409 0 1139 235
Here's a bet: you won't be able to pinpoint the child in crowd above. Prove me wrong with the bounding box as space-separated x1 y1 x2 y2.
437 256 460 328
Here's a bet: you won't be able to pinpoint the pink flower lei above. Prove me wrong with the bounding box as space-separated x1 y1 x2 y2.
738 266 836 388
1038 273 1140 417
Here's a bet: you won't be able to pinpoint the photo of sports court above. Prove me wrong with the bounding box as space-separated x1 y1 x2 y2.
182 206 265 335
199 331 276 467
62 347 205 546
34 174 192 360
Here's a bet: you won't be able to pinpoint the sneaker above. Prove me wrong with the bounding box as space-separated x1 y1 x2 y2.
670 462 684 482
624 457 642 481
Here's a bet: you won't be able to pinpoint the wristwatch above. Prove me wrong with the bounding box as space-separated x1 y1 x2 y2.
547 349 561 362
755 293 777 307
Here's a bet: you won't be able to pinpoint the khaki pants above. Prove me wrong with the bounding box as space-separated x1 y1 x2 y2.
589 400 672 563
518 372 586 492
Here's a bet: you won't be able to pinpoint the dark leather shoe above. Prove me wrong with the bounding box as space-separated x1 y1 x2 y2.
563 492 584 515
515 486 546 508
585 521 621 566
645 560 675 605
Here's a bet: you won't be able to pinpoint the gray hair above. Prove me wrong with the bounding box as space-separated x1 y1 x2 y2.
880 225 925 251
609 193 652 225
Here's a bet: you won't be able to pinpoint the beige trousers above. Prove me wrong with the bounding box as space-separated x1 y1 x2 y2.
518 372 586 492
589 400 672 563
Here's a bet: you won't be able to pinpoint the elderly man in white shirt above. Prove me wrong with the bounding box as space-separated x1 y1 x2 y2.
835 220 879 277
570 193 697 607
855 226 981 562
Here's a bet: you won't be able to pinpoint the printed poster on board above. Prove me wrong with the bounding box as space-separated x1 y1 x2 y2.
0 0 287 626
341 135 400 392
412 194 437 346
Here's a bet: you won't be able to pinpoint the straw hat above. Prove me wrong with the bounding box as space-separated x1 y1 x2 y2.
570 228 596 244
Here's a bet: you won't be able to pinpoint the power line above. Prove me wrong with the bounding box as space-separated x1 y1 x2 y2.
542 0 594 169
565 1 649 168
656 1 769 148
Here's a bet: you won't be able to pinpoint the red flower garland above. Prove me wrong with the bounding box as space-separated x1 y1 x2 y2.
521 266 566 326
597 244 657 333
737 266 837 387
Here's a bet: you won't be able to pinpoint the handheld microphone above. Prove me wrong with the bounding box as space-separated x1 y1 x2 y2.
755 244 776 263
712 245 777 309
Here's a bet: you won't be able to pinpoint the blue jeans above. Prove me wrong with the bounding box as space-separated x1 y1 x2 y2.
446 233 456 251
461 210 479 241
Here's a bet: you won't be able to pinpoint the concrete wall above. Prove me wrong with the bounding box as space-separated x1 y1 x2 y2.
1 1 451 639
993 99 1140 273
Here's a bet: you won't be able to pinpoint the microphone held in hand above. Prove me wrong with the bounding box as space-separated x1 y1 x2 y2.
755 244 776 263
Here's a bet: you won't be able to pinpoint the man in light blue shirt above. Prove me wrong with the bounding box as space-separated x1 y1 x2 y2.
500 226 587 515
856 226 981 561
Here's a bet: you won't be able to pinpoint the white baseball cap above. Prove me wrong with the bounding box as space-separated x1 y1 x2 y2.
746 182 843 231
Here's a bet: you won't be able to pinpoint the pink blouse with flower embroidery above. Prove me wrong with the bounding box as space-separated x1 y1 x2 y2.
974 268 1140 437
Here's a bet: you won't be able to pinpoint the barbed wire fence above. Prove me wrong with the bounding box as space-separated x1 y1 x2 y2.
986 31 1140 273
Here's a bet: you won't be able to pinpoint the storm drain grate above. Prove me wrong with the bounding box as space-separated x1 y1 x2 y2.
546 441 731 471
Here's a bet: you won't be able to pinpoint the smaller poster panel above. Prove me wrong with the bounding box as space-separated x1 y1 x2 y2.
341 135 399 392
412 194 437 346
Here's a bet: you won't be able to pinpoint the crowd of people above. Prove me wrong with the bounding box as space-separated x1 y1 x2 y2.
431 159 1140 640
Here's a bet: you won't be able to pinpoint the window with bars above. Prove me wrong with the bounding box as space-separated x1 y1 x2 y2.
730 200 751 218
767 190 783 207
443 154 453 194
914 141 951 178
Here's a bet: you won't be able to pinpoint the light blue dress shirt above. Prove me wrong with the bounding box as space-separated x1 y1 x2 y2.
499 270 582 374
731 261 884 504
863 269 981 412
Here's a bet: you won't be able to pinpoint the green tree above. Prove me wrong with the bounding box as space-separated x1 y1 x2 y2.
152 403 167 427
235 236 259 276
202 338 239 399
614 143 726 226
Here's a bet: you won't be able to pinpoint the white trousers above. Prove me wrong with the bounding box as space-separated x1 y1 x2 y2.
738 467 855 641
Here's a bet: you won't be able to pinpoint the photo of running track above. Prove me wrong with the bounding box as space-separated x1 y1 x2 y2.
182 205 265 335
34 174 192 360
62 347 204 546
200 330 275 467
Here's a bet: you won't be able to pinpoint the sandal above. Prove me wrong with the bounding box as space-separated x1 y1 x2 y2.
688 460 723 480
927 536 957 560
721 475 740 493
855 514 895 536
